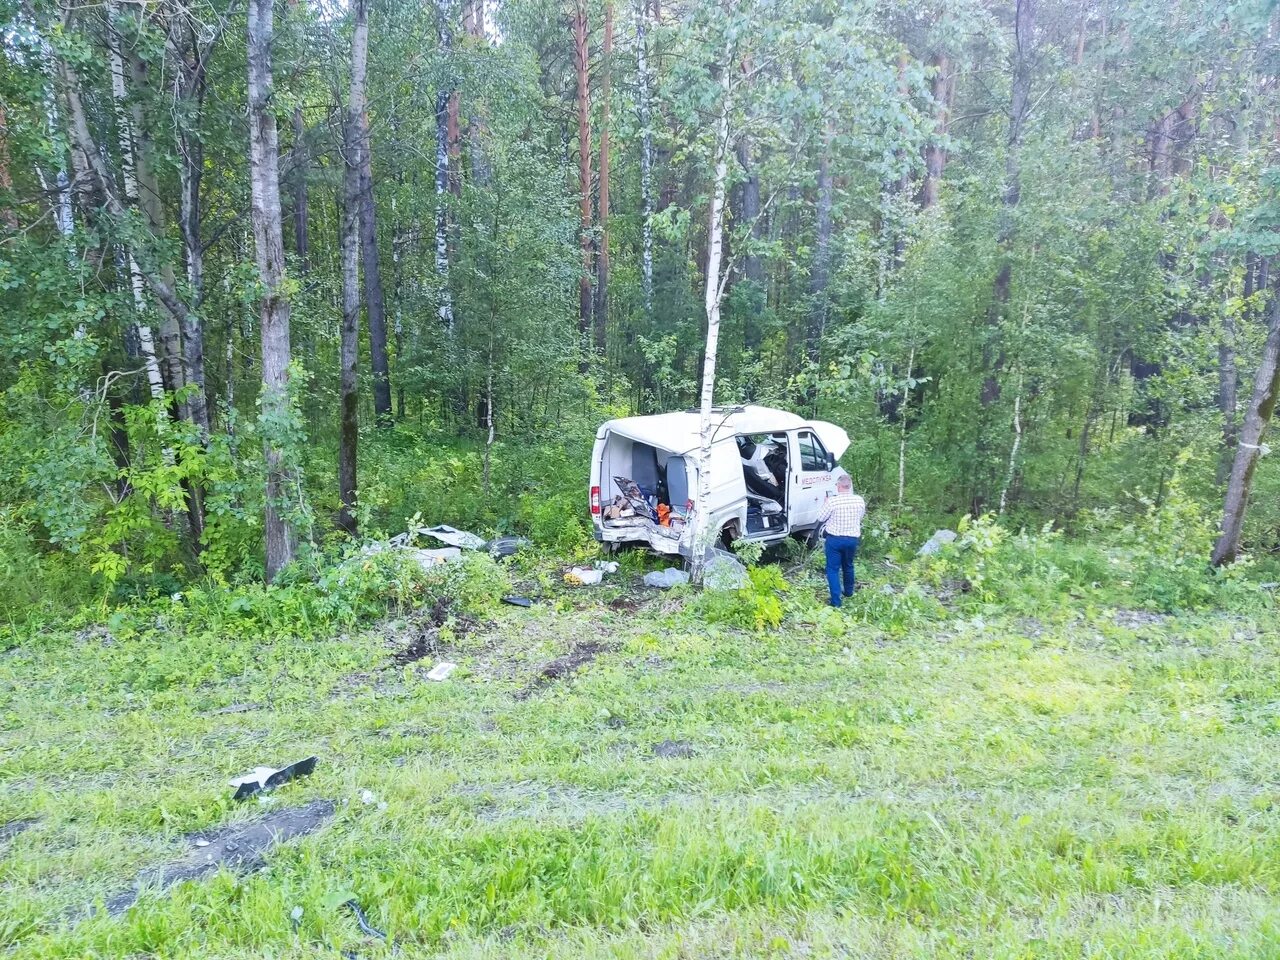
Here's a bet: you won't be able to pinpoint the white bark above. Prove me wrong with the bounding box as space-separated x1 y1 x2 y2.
689 55 732 583
434 0 455 333
107 5 165 405
637 0 653 319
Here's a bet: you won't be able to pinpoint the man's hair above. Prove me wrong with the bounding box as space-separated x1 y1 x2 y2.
836 474 853 491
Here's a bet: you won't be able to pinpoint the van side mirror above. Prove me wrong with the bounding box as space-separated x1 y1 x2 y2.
827 453 837 471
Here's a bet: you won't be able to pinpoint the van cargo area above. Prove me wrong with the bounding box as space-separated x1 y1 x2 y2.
594 433 690 554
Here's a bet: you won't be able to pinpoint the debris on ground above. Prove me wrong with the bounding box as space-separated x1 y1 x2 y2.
565 561 619 586
651 740 696 759
502 595 534 607
918 529 958 556
344 899 388 940
703 549 748 591
425 661 457 682
411 524 486 550
97 800 334 918
644 568 690 589
487 535 531 558
362 539 460 572
230 756 318 801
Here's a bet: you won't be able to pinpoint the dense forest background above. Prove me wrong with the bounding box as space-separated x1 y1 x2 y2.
1 0 1278 602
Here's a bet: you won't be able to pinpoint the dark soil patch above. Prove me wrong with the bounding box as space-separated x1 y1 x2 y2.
0 817 38 842
391 598 480 666
607 596 643 614
97 800 334 918
517 642 609 699
651 740 695 759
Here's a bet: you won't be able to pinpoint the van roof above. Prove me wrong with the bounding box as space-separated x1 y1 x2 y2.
599 405 846 457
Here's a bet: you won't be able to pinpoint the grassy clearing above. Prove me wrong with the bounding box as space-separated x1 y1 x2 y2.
1 554 1279 958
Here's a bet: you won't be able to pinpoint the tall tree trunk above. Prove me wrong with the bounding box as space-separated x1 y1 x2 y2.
292 107 309 269
736 136 764 350
463 0 491 186
433 96 455 332
0 105 15 230
175 23 211 439
690 47 731 585
573 0 593 364
358 105 393 425
433 0 455 333
1212 289 1280 566
985 0 1034 408
807 124 833 367
121 5 185 404
917 51 953 211
172 22 212 545
593 0 612 356
104 11 167 407
248 0 299 580
637 0 653 321
1217 307 1239 484
338 0 368 537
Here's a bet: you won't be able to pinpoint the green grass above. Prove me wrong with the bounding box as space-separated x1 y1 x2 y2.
1 565 1279 958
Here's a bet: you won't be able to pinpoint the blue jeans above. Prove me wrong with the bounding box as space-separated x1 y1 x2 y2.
824 535 860 607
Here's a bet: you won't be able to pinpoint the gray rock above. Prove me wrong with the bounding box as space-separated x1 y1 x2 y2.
918 529 958 556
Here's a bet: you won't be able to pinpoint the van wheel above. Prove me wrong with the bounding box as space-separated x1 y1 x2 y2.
719 522 740 550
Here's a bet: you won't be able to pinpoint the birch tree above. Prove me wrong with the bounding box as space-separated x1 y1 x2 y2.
247 0 299 580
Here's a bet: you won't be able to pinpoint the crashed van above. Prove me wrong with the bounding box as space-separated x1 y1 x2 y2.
590 405 850 557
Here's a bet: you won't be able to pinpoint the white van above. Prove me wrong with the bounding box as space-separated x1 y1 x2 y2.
589 405 851 557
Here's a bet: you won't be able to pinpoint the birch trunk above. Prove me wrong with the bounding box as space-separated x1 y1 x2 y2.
248 0 299 580
434 0 455 333
105 15 166 406
1212 290 1280 566
337 0 369 536
636 0 653 320
689 56 732 584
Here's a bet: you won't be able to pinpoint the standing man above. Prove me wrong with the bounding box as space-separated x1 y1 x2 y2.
817 474 865 608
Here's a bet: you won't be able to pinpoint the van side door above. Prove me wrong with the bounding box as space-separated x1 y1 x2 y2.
788 429 835 528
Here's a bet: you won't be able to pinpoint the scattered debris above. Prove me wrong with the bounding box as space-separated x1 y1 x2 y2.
360 790 377 805
413 524 486 551
488 535 531 558
502 595 534 607
918 529 958 556
425 661 457 682
0 817 37 842
651 740 695 759
644 568 690 589
703 549 748 591
98 800 334 918
565 566 603 585
362 538 460 572
345 899 388 940
230 756 318 801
